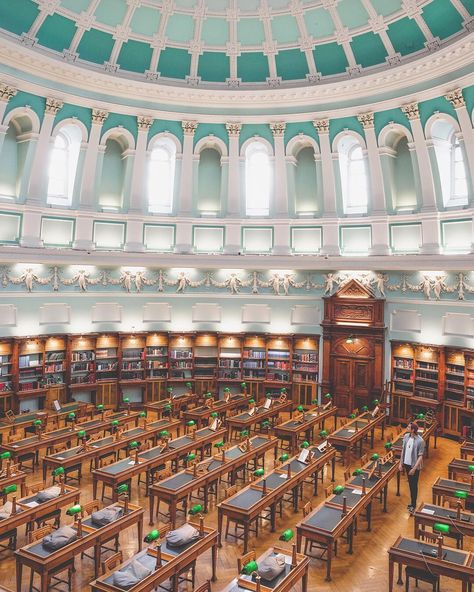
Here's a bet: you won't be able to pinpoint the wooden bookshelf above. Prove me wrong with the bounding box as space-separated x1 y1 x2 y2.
265 336 292 398
242 335 266 399
69 335 96 387
119 334 146 383
168 334 194 394
44 336 67 408
15 337 45 398
292 336 319 405
0 340 14 414
145 333 168 403
194 333 217 396
217 334 243 397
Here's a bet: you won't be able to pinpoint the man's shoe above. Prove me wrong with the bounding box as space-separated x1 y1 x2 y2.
408 505 414 514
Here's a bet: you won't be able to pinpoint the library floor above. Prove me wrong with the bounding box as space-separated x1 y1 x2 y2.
0 422 466 592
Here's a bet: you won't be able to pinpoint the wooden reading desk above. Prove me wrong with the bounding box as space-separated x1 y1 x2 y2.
391 420 438 460
0 468 27 498
461 440 474 460
144 393 199 418
413 502 474 540
183 393 250 428
226 399 293 437
432 476 474 506
328 411 385 466
274 405 337 454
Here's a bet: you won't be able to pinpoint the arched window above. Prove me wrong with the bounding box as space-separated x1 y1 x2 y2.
148 138 176 214
431 119 468 207
47 124 82 206
337 135 369 214
245 141 271 216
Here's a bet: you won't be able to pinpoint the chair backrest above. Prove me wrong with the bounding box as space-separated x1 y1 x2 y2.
343 469 352 482
442 495 466 510
417 528 440 545
159 524 171 539
101 551 123 575
237 551 256 573
82 500 100 516
28 481 45 494
360 453 368 465
100 456 116 468
193 581 211 592
8 433 23 443
303 501 312 517
226 485 238 498
28 524 52 543
325 485 333 498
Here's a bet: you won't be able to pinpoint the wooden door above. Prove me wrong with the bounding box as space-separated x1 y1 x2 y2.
332 358 352 412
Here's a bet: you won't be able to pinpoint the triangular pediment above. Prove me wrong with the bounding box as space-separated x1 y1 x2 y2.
334 279 375 299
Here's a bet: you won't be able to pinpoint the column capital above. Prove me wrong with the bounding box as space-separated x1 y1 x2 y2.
226 122 242 137
357 112 375 129
137 115 154 131
45 97 64 116
401 102 420 121
182 120 198 136
444 88 465 109
0 82 17 103
91 108 109 125
313 118 330 134
270 121 286 137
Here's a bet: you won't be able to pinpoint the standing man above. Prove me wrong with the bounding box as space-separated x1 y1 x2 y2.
398 422 425 514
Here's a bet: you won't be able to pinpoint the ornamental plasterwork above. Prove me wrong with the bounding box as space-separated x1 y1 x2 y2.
91 108 109 125
1 266 473 302
401 102 420 120
357 112 375 129
0 83 17 102
44 97 63 115
445 88 465 109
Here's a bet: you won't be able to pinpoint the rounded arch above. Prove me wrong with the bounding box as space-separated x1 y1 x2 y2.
378 123 413 149
52 118 89 143
425 112 460 140
285 134 320 157
3 106 41 135
332 130 366 152
240 135 274 157
100 126 135 151
194 135 228 157
148 131 181 153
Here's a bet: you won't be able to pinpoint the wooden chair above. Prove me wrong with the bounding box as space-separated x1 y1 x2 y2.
437 497 465 548
360 453 368 465
0 525 17 554
237 551 256 573
82 499 120 560
101 551 123 575
405 530 440 591
100 457 131 501
193 581 211 592
343 469 352 481
8 433 35 472
28 525 75 592
325 485 333 498
223 485 258 543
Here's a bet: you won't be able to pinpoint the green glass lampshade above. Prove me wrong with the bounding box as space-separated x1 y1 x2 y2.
186 453 196 462
210 412 218 418
240 382 247 388
77 430 86 438
454 490 468 500
266 393 272 399
417 413 425 420
111 420 119 427
187 420 195 427
185 382 192 389
205 392 212 398
214 441 224 448
167 387 173 393
144 529 160 543
371 453 380 461
372 399 379 405
348 413 356 419
260 420 270 428
0 451 11 460
319 430 328 438
333 485 345 495
224 387 231 393
123 398 130 404
159 430 169 438
164 404 172 412
311 399 318 405
297 405 304 412
66 504 82 516
384 442 393 450
248 399 255 405
188 504 202 515
300 441 310 449
468 465 474 473
139 411 146 418
280 388 287 393
433 523 450 534
325 393 332 399
240 430 249 437
97 404 104 411
279 529 294 542
2 484 17 495
242 560 258 575
129 441 139 449
33 419 42 426
68 413 76 420
254 468 265 477
352 468 363 476
361 406 368 412
52 467 65 476
279 453 289 462
116 484 129 494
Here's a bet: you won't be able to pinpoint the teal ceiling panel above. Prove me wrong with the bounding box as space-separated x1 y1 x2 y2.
387 17 426 55
329 116 365 143
303 8 335 38
158 47 191 80
369 0 403 17
149 119 184 144
36 14 76 53
101 113 138 140
166 14 195 43
237 52 270 82
422 0 464 39
284 122 319 145
271 15 300 44
237 18 266 46
197 52 230 82
418 96 457 127
60 0 90 13
0 0 38 36
117 40 152 74
459 0 474 15
77 29 114 65
130 6 161 36
194 123 229 147
4 90 45 121
201 17 229 45
337 0 369 29
463 85 474 115
94 0 128 27
374 109 411 136
313 42 349 76
351 32 388 68
239 124 274 148
275 49 309 81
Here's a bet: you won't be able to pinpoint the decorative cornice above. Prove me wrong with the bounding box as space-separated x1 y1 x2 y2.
313 119 330 134
270 122 286 137
44 97 63 116
182 120 198 135
226 122 242 137
357 112 375 129
401 102 420 120
0 82 17 102
91 108 109 125
137 116 153 131
444 88 465 109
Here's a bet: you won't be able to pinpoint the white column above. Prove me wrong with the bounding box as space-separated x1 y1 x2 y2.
226 122 242 217
79 108 108 210
0 124 8 156
270 122 288 217
313 119 337 217
178 120 198 216
19 210 43 248
72 216 94 250
0 83 17 125
26 97 63 204
369 220 390 256
357 112 387 214
445 89 474 201
129 116 153 213
320 221 340 256
124 218 145 252
401 102 437 212
420 213 441 255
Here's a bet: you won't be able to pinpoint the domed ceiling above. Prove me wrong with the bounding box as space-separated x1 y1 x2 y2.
0 0 472 88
